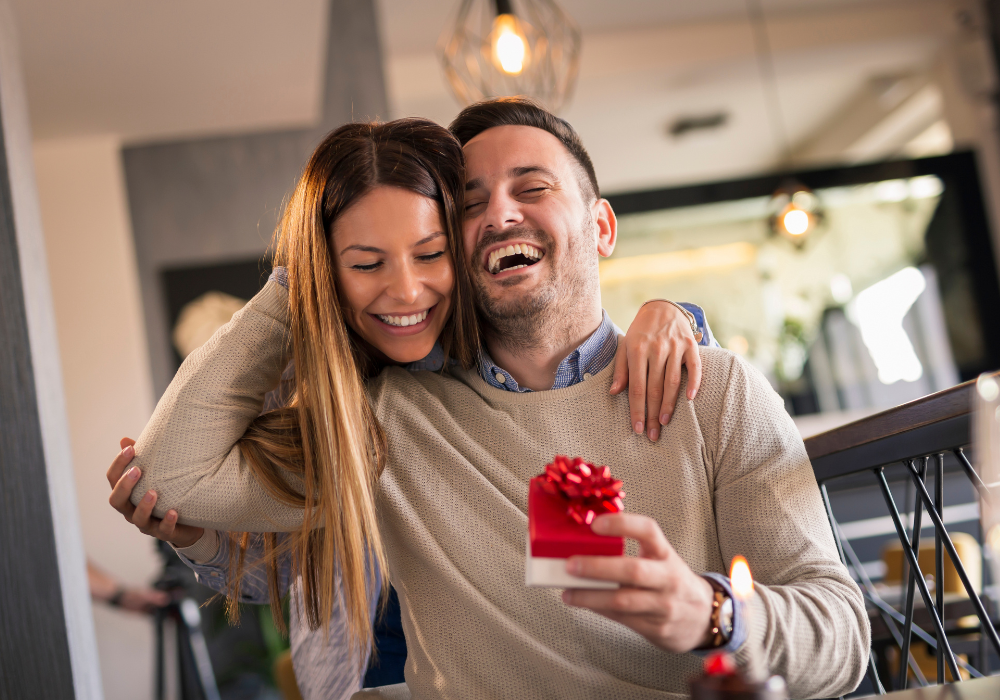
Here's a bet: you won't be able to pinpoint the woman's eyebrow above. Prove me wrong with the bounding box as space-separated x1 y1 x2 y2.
414 231 445 247
340 232 444 256
340 244 384 255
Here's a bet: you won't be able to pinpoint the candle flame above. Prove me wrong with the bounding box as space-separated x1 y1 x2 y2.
730 555 753 600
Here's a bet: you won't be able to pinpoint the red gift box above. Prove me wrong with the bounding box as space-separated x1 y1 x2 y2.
525 456 625 588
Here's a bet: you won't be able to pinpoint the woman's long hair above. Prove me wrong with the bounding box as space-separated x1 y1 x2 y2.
228 119 479 668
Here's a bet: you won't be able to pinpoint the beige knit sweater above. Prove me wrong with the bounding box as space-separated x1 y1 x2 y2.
133 280 870 699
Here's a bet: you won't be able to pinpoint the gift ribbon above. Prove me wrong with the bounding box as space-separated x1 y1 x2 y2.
540 455 625 526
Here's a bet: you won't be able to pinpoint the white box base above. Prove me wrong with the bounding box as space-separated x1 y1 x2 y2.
525 538 619 589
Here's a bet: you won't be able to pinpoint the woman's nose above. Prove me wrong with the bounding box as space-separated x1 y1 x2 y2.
386 263 422 305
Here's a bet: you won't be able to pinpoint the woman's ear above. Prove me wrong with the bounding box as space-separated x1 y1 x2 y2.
595 199 617 258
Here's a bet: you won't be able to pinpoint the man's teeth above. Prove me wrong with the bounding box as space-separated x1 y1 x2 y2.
488 243 543 274
377 309 429 327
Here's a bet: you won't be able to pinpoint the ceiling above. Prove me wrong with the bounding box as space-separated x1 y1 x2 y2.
10 0 328 142
10 0 955 190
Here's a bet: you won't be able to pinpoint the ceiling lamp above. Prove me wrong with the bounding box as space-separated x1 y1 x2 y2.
767 180 824 247
439 0 582 112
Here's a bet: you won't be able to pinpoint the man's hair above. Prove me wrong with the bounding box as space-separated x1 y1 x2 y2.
449 97 600 201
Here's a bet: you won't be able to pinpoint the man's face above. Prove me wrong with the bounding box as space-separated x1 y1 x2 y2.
462 125 614 341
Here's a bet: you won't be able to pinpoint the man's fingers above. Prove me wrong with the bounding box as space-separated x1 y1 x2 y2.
627 349 647 435
610 339 629 395
644 349 667 441
131 490 157 529
119 437 136 450
159 511 179 539
683 342 702 400
591 513 673 560
109 466 142 514
106 444 135 489
566 554 664 588
658 352 684 428
562 586 665 616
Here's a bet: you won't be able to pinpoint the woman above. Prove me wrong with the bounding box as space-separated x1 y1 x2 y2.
106 117 712 694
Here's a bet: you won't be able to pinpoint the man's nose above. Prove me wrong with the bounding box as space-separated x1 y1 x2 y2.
387 262 422 305
481 190 523 232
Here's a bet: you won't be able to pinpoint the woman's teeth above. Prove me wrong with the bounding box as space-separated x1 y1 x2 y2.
377 309 429 327
488 243 543 274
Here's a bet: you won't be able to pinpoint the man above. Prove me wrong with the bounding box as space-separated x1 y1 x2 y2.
355 99 868 697
110 99 868 699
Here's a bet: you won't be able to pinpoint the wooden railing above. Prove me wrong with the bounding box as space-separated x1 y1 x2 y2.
803 374 999 694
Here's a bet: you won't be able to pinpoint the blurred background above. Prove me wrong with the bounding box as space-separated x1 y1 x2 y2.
9 0 1000 697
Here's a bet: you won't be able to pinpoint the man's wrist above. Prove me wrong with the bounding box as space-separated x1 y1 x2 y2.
173 529 217 563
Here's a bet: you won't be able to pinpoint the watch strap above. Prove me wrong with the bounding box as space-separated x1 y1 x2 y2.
641 299 704 343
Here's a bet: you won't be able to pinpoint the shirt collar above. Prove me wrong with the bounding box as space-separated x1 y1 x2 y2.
478 311 619 392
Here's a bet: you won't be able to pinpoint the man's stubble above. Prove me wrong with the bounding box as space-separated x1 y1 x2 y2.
472 210 601 355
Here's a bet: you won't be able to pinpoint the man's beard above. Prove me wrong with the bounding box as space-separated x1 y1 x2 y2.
471 212 599 353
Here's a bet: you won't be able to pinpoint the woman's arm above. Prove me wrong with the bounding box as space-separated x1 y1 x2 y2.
127 276 304 531
610 300 716 442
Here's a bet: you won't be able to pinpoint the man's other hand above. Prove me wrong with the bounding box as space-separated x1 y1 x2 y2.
107 437 204 549
561 512 715 653
610 301 702 443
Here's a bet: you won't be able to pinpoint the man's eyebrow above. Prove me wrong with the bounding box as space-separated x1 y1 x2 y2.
465 166 559 191
509 165 559 181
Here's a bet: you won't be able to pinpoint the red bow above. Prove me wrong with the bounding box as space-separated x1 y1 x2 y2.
540 455 625 526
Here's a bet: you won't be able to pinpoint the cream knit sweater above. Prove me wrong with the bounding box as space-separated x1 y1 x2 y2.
133 280 869 699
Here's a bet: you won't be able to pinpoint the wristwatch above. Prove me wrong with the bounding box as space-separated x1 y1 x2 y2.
641 299 703 343
702 577 734 649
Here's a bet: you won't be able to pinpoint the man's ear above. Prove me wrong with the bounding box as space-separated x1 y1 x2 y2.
594 198 617 258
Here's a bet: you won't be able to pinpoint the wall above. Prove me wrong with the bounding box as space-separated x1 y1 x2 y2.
124 0 389 397
33 135 159 700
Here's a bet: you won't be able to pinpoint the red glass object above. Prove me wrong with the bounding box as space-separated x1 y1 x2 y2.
704 652 737 677
528 456 625 559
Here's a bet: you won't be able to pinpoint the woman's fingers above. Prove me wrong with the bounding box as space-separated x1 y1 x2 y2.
658 351 685 428
644 349 667 441
683 340 702 400
106 443 135 489
610 339 629 396
626 348 648 435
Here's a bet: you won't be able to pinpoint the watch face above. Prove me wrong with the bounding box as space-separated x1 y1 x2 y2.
720 597 734 635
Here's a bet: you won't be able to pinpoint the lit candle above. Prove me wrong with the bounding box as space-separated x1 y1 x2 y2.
730 555 767 682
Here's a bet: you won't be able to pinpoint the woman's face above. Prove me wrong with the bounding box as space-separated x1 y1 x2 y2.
332 185 455 364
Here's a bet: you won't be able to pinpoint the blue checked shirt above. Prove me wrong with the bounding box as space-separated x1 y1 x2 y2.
479 304 717 392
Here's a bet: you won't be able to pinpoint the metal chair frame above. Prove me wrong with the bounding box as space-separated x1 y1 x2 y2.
805 376 1000 694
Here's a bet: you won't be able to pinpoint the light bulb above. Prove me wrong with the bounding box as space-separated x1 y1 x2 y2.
493 14 527 75
782 208 810 236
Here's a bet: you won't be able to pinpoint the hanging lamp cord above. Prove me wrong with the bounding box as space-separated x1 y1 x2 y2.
746 0 792 165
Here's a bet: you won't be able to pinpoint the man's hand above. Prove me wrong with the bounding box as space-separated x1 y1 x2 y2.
610 301 702 442
107 437 204 549
561 513 715 653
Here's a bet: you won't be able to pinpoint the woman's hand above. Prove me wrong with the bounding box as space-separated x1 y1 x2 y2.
107 437 204 549
611 301 702 442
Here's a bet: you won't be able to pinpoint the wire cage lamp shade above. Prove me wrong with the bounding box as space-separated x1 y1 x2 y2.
438 0 582 112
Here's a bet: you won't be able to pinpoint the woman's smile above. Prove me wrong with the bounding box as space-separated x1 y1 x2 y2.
370 304 437 334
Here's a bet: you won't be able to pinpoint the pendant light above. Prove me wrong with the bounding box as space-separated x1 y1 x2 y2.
747 0 824 246
439 0 582 112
